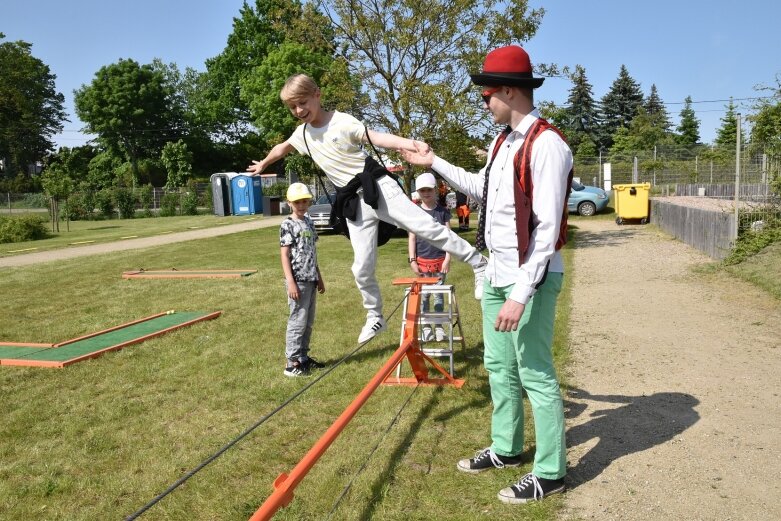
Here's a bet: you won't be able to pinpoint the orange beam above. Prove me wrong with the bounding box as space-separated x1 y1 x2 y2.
248 279 462 521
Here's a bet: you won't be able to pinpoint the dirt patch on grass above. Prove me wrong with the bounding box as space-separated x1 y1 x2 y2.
560 219 781 520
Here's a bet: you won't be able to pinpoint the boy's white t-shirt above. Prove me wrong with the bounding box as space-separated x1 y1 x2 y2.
287 111 368 188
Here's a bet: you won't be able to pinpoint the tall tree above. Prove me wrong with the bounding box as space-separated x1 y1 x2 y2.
676 95 701 145
748 77 781 157
315 0 545 160
599 65 644 148
714 98 739 149
644 84 671 132
0 34 67 177
194 0 331 143
74 59 178 184
562 65 599 150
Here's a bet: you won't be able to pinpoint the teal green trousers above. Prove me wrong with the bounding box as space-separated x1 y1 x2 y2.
482 273 566 479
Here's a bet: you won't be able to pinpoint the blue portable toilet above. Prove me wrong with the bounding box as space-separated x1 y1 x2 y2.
230 175 263 215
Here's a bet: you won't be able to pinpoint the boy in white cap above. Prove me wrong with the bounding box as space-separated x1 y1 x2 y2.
408 172 451 342
280 182 325 377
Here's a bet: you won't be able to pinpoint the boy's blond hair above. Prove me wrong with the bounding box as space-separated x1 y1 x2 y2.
280 74 319 103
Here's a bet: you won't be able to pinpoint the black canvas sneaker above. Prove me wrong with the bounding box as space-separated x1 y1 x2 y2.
497 473 565 504
303 357 325 370
457 447 523 474
283 362 310 377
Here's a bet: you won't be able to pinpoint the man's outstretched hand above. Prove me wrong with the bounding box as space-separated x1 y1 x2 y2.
400 142 435 167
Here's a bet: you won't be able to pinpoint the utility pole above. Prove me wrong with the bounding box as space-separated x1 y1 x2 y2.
733 113 741 241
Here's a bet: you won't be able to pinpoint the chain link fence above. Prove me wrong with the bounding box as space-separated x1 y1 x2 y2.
575 144 781 237
2 184 212 218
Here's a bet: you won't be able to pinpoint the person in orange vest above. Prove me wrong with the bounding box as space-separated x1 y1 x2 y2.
455 190 471 231
401 45 573 504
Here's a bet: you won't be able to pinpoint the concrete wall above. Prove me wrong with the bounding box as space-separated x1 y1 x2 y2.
651 200 736 260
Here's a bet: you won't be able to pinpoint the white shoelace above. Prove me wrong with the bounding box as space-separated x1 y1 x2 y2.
475 448 506 469
513 473 544 499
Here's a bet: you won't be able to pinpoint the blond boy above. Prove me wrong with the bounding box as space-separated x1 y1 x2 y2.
249 74 486 344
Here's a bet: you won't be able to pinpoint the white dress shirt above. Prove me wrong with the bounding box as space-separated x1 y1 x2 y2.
431 109 573 305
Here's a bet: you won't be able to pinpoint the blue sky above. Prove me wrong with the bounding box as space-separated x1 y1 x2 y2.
4 0 780 148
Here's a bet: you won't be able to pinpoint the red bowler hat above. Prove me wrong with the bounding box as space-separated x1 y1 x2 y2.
470 45 544 88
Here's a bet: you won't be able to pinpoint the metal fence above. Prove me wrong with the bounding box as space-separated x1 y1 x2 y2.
2 184 212 217
574 143 781 239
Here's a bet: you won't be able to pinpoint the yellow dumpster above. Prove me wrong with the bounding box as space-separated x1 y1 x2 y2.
613 183 651 225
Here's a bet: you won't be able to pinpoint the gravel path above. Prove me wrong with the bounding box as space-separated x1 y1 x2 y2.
0 216 286 268
561 219 781 521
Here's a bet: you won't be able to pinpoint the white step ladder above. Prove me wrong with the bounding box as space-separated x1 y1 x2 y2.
396 284 466 377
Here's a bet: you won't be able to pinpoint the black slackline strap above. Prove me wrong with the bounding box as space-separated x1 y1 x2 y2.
325 384 420 519
125 294 407 519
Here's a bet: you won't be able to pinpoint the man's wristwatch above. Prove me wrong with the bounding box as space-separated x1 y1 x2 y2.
408 257 416 263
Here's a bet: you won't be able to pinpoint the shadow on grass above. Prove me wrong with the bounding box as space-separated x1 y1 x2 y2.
346 342 490 519
563 386 700 490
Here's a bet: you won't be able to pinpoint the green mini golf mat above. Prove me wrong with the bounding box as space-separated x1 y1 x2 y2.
122 269 257 279
0 311 220 368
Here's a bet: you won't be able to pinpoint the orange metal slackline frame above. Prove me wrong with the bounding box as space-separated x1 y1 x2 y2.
248 277 465 520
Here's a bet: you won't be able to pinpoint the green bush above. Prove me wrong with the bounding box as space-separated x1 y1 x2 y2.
0 214 48 243
63 193 92 221
160 192 179 217
181 191 198 215
21 193 49 209
95 189 115 219
138 184 154 217
114 187 136 219
264 182 289 197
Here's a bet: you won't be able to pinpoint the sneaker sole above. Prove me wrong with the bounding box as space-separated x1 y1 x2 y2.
456 460 521 474
283 371 309 377
497 484 565 504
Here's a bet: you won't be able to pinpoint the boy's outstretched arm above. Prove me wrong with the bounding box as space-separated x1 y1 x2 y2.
364 129 429 154
247 141 295 175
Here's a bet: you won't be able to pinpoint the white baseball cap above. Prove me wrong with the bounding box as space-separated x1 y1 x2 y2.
415 172 436 191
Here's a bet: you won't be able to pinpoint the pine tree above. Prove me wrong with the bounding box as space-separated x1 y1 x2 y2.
563 65 599 150
714 98 738 148
599 65 644 147
644 84 671 132
676 95 701 145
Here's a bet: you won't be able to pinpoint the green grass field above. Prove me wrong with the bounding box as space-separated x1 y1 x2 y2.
0 218 572 520
0 214 265 257
1 212 777 520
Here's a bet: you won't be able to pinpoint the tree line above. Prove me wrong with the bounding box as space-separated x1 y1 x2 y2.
2 1 780 203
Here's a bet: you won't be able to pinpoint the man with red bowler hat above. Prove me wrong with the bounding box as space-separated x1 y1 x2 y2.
401 45 572 504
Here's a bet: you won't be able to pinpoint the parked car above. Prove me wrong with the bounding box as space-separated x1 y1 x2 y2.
309 193 336 232
568 180 609 216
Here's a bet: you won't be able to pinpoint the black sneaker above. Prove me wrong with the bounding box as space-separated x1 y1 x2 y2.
456 447 522 474
303 357 325 370
283 362 310 377
497 473 565 504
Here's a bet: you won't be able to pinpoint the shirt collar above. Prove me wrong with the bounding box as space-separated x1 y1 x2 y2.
511 108 540 137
